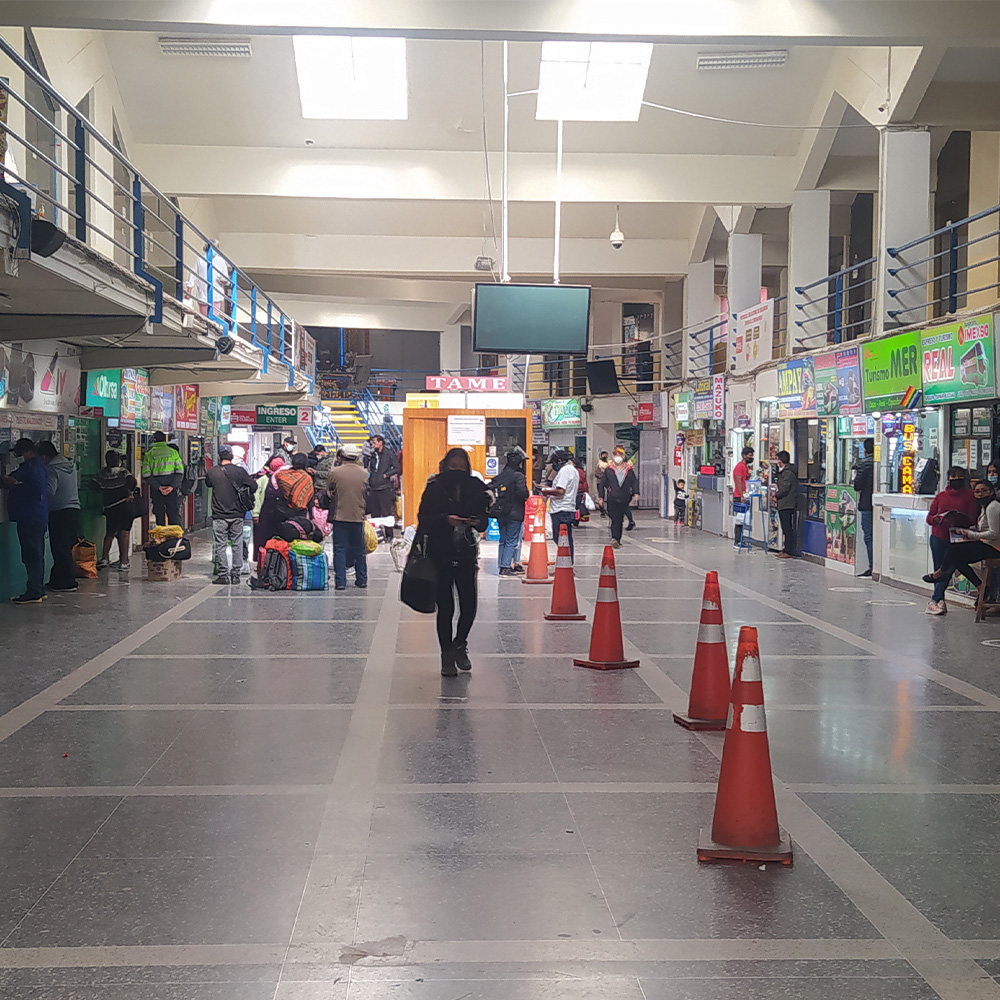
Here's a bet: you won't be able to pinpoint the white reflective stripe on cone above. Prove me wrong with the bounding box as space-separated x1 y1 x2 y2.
556 555 573 569
740 655 762 682
533 534 545 543
596 587 618 603
740 703 767 733
696 622 725 644
702 600 720 611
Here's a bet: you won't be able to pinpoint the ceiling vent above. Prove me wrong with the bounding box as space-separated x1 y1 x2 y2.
697 50 787 71
158 36 253 58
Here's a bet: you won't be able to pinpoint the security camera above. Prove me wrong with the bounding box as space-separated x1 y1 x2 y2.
610 204 624 250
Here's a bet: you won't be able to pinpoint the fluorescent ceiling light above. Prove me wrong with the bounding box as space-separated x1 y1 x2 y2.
292 36 407 120
158 36 252 57
536 41 653 122
697 50 788 71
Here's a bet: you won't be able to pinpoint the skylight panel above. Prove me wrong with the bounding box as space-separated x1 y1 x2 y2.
535 40 653 122
292 35 408 120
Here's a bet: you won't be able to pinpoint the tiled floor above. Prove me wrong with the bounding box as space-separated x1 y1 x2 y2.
1 515 1000 998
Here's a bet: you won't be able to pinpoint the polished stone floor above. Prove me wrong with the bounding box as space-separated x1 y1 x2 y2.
1 514 1000 999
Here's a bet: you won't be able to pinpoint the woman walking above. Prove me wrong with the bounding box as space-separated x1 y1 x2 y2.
597 447 639 548
416 448 490 676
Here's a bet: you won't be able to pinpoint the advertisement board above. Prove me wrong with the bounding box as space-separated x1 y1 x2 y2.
920 314 995 405
861 330 922 412
637 401 654 423
230 407 257 427
447 413 486 446
255 404 299 427
426 375 510 392
541 397 582 428
732 299 774 374
692 378 714 420
85 368 121 419
776 358 817 418
175 384 199 432
814 346 863 417
0 341 81 416
825 485 857 566
119 367 149 431
149 387 174 434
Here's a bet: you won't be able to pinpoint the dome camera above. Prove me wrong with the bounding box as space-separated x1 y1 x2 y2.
610 204 624 251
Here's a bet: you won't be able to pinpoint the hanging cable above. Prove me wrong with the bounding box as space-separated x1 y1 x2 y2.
480 40 500 281
640 99 883 130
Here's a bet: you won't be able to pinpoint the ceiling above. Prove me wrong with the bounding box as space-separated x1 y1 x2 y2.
18 1 1000 335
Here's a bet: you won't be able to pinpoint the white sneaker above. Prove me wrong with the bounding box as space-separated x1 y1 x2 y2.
925 600 946 616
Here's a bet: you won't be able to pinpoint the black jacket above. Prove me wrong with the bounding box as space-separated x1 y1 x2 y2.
487 464 529 521
368 447 399 493
206 462 256 519
416 472 490 563
599 465 639 505
774 464 799 511
852 456 874 511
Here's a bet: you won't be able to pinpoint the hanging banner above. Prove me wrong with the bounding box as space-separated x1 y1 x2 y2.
119 367 149 431
541 397 583 428
814 346 863 417
175 384 199 432
732 299 774 374
149 387 174 434
862 330 922 412
0 342 81 416
825 485 858 566
776 358 817 418
85 368 121 419
920 314 995 405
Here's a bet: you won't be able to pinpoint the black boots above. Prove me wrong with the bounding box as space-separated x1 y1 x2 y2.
441 643 472 676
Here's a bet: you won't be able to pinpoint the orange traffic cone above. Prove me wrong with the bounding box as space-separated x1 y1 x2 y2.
698 626 792 865
522 503 553 585
545 524 586 621
674 572 731 731
573 546 639 670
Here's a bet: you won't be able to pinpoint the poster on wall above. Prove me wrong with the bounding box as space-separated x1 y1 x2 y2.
692 378 715 419
119 368 149 431
732 299 774 374
541 397 582 428
814 347 863 417
920 315 995 405
0 341 81 415
296 329 317 382
861 330 922 412
622 303 654 378
675 390 693 428
733 400 751 429
84 368 121 419
776 358 817 418
175 384 199 432
825 485 857 567
149 387 174 433
447 413 486 446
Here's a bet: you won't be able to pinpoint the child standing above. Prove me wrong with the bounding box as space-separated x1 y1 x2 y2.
673 479 689 524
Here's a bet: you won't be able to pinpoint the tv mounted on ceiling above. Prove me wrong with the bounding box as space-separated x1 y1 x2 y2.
473 283 591 356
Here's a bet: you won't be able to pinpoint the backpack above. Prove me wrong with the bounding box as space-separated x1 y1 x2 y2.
275 469 315 511
251 539 292 591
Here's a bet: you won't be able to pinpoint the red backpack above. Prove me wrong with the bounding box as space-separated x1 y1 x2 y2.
252 538 292 591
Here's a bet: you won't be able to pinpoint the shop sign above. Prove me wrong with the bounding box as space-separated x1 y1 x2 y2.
230 407 257 427
711 374 725 420
837 414 875 438
255 404 299 427
814 346 863 417
119 367 149 431
219 398 232 434
541 397 582 428
825 486 857 566
733 400 752 429
425 375 510 392
85 368 121 419
447 413 486 446
732 298 774 374
685 428 705 447
952 408 971 436
175 384 199 431
637 401 654 423
675 390 693 427
149 387 174 434
0 409 58 430
920 315 995 405
1 341 82 416
861 330 922 412
900 452 915 494
528 398 542 428
776 358 817 418
692 378 722 420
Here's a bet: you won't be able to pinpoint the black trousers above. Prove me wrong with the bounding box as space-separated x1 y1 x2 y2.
607 499 627 542
48 507 80 589
778 508 797 555
435 558 478 652
939 541 1000 590
16 522 46 599
151 488 181 526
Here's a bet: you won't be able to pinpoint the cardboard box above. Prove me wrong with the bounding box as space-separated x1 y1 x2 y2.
147 559 183 582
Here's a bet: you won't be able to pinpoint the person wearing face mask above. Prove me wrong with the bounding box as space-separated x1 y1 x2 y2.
542 450 580 561
851 439 874 576
924 466 978 613
597 447 639 548
772 450 799 559
416 448 491 676
988 463 998 489
922 480 1000 615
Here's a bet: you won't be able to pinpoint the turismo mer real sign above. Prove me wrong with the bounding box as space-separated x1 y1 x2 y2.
920 314 996 405
861 330 922 412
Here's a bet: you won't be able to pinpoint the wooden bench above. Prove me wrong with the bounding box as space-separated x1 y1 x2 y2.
975 558 1000 623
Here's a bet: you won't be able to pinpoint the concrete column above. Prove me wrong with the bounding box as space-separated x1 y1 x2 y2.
967 132 1000 311
876 128 932 333
683 259 714 380
727 233 763 317
788 190 831 354
440 323 461 375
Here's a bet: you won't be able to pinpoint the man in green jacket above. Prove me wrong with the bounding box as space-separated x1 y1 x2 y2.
141 431 185 526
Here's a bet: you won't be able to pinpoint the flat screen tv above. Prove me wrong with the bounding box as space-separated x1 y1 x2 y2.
585 359 620 395
473 283 591 356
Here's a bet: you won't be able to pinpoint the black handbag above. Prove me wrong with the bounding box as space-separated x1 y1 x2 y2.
400 535 438 614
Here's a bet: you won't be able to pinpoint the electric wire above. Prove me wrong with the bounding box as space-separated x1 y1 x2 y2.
640 99 886 130
480 40 500 282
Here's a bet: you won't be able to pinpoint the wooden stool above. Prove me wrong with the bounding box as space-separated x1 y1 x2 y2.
975 558 1000 623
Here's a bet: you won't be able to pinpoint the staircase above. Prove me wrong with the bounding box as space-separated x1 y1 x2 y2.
323 399 371 449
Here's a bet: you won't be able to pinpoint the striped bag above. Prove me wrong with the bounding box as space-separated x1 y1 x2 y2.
288 549 329 591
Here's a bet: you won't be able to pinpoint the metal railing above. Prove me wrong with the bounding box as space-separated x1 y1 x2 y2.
687 319 726 378
887 203 1000 323
0 32 306 388
794 256 877 349
353 385 403 452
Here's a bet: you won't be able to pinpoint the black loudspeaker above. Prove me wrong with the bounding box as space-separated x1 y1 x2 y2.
30 218 66 258
636 340 653 392
586 359 619 395
353 364 371 388
215 336 235 355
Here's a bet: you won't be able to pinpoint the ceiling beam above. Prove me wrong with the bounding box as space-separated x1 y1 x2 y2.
687 207 718 266
80 347 217 369
5 1 1000 45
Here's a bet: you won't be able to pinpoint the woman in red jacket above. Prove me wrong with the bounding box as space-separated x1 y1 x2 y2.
924 465 978 614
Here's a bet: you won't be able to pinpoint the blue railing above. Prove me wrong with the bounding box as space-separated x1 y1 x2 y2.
794 256 877 348
887 203 1000 322
0 32 308 388
354 386 403 452
688 319 726 377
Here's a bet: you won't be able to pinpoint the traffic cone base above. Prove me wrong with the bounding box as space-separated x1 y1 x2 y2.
522 576 554 585
573 655 640 671
697 827 793 866
546 612 587 621
672 709 727 731
522 507 554 584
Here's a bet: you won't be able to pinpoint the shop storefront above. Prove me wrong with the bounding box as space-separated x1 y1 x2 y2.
541 397 585 458
678 376 725 533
